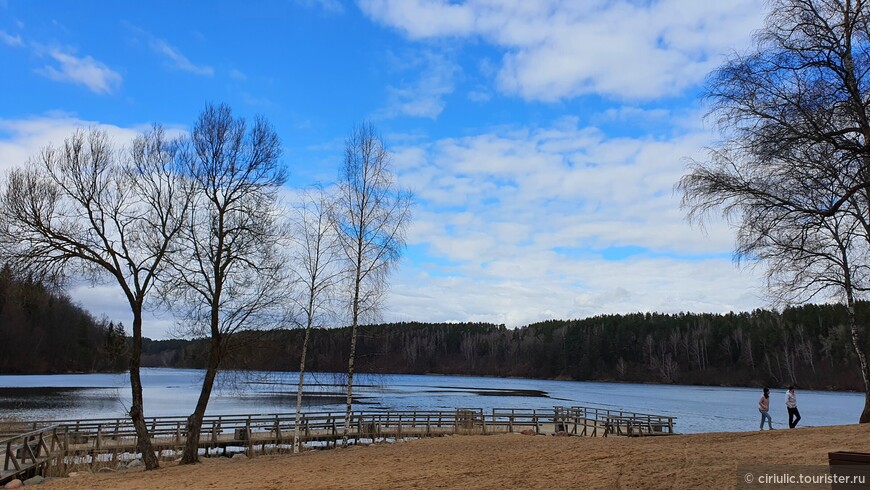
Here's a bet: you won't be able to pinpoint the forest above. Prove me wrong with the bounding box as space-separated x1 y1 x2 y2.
2 261 866 391
0 265 126 374
3 258 864 392
139 302 870 391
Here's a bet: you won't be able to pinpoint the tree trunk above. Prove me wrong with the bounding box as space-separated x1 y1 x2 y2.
180 336 222 464
343 323 358 447
342 277 361 447
294 326 312 453
846 300 870 423
129 310 159 470
863 386 870 424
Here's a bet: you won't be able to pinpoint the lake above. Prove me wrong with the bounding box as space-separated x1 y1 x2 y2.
0 368 864 434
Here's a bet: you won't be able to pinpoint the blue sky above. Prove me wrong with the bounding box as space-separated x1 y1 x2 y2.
0 0 770 338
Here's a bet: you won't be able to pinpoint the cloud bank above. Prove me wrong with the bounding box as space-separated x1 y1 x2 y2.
383 118 763 326
360 0 764 100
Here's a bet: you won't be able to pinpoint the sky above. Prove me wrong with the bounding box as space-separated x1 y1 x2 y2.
0 0 772 339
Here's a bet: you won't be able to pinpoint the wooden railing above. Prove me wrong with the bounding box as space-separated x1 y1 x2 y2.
0 425 66 485
490 406 676 437
0 406 675 482
560 406 675 436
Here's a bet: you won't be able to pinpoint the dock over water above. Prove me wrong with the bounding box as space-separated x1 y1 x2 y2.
1 405 676 484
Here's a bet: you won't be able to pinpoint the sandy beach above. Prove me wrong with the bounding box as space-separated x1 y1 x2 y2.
35 423 870 489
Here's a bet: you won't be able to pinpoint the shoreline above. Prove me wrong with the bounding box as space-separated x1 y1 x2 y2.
38 423 870 489
415 371 866 393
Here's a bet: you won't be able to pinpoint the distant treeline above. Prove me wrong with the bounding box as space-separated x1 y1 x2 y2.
0 265 127 374
141 303 870 391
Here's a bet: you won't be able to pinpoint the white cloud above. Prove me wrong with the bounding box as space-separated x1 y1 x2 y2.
377 50 459 119
388 257 761 327
149 38 214 76
68 284 174 340
0 29 23 47
360 0 475 38
380 118 763 326
0 113 150 181
36 50 122 94
0 113 188 179
359 0 765 101
229 68 247 80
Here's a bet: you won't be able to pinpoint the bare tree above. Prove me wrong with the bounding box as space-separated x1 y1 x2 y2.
165 104 286 464
0 127 190 469
615 357 627 378
334 123 412 445
287 186 342 452
679 0 870 422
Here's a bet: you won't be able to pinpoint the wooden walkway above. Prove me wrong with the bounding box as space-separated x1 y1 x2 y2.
0 405 676 484
1 426 66 485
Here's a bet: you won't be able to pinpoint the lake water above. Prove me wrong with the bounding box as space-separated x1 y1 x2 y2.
0 368 864 434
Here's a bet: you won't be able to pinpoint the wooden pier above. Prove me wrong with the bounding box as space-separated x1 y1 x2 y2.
0 405 676 484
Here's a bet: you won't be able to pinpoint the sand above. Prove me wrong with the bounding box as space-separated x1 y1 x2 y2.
39 424 870 489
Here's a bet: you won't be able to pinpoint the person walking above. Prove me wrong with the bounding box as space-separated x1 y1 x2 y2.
758 387 773 430
786 386 801 428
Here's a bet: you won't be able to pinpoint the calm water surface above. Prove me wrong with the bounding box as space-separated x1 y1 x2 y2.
0 368 863 434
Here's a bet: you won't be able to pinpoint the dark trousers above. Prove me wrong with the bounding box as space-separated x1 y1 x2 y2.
788 406 801 428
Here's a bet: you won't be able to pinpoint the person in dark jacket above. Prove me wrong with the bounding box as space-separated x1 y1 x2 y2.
786 386 801 428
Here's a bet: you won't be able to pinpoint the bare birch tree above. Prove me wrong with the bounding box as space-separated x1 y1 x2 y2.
165 104 287 464
679 0 870 422
0 127 190 469
287 186 343 452
334 123 412 445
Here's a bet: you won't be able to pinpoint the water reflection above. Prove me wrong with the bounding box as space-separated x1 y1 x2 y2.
0 386 122 420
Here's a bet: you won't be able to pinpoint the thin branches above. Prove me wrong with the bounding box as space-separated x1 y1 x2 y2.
679 0 870 422
335 122 412 445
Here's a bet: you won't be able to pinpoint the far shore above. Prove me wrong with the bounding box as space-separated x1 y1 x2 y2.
415 370 866 393
38 423 870 489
